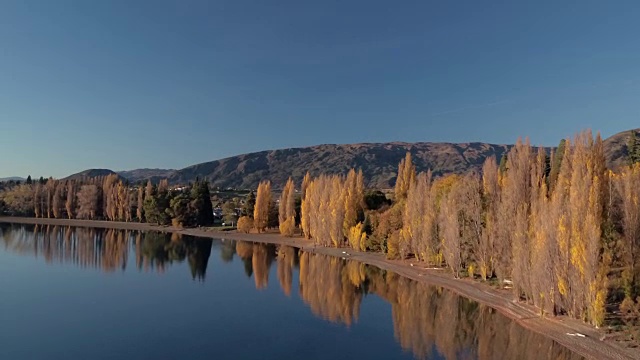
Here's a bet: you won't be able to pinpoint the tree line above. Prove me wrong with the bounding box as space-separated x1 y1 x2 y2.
2 129 639 331
0 174 213 227
0 224 213 280
235 129 639 329
0 224 584 359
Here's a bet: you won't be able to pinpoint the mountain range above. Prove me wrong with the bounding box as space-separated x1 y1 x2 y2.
0 177 25 183
57 128 639 189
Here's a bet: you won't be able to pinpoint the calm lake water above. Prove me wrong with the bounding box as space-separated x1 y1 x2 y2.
0 223 583 360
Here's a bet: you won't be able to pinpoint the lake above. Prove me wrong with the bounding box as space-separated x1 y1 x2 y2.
0 223 583 360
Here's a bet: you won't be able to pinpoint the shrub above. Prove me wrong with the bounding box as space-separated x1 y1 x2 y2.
237 216 253 234
279 216 296 237
386 231 400 259
347 222 367 251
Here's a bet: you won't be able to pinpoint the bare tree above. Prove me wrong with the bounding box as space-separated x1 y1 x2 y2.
52 181 64 219
440 188 461 277
77 185 99 220
65 180 75 219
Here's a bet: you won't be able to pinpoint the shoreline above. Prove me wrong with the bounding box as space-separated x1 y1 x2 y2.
0 216 636 360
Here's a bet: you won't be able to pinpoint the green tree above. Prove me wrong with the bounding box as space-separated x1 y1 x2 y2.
243 191 256 218
548 138 566 192
190 179 214 226
26 175 32 185
394 152 415 201
222 200 239 226
144 190 170 225
364 190 390 210
168 193 195 227
498 154 508 174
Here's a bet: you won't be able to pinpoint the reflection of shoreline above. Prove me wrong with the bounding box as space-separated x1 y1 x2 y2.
0 217 628 360
0 223 213 280
0 223 582 360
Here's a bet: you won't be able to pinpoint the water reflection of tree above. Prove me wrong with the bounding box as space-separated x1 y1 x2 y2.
277 246 298 296
298 252 364 326
187 235 212 281
367 270 583 360
234 241 276 289
220 240 236 263
136 232 212 280
0 225 584 359
0 224 212 280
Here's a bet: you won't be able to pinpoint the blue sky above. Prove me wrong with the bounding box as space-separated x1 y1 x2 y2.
1 0 639 178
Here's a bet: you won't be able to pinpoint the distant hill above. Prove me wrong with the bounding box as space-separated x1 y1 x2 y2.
0 177 25 182
168 142 513 189
63 169 118 181
116 168 175 184
603 128 639 170
60 128 638 190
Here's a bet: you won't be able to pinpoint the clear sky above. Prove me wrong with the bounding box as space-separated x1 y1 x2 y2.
1 0 639 178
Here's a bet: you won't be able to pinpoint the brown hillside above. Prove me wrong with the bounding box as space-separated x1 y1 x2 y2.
168 142 513 189
62 129 637 190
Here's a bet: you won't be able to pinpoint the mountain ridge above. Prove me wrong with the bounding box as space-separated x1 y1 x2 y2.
0 177 26 182
60 128 639 189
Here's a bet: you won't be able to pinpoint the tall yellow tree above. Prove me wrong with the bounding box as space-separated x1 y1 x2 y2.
401 171 431 260
279 178 296 237
394 152 415 202
616 163 640 300
301 172 312 239
440 187 461 277
65 180 75 219
329 175 345 247
480 156 499 280
254 180 272 233
343 169 364 236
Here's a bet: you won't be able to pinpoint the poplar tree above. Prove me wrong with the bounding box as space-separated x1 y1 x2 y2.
459 173 483 280
394 152 415 201
145 180 154 198
254 181 272 233
102 174 118 221
616 162 640 299
136 186 144 222
300 172 312 238
329 176 346 247
33 183 43 218
401 171 431 260
52 181 64 219
550 138 573 314
440 188 461 278
65 180 75 219
279 178 296 236
301 172 311 200
45 179 55 218
530 147 555 314
495 138 532 288
343 169 364 241
584 132 607 326
509 139 533 300
548 139 566 193
480 156 499 280
77 185 99 220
